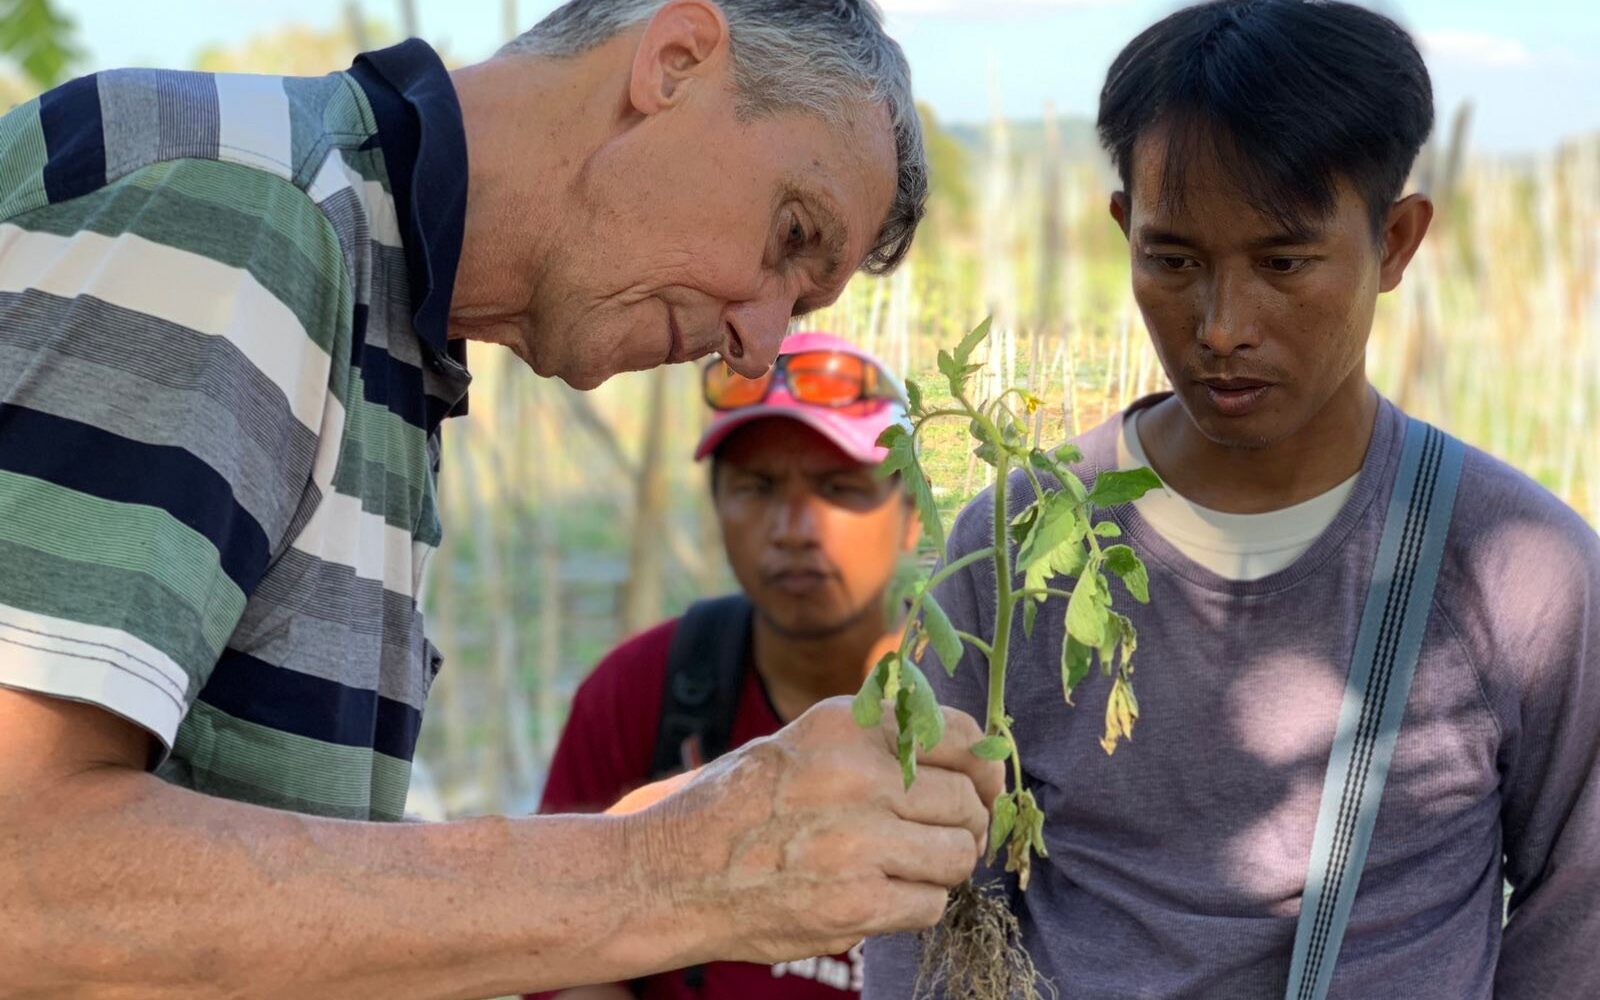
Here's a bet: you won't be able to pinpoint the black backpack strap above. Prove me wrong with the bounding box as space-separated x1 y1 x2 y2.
649 594 754 781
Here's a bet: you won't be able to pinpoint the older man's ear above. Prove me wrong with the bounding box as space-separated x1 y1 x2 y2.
627 0 733 116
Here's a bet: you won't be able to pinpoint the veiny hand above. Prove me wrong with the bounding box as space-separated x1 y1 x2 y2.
629 696 1003 965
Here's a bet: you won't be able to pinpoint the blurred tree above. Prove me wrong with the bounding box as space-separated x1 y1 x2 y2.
0 0 80 90
919 101 974 239
1 69 31 109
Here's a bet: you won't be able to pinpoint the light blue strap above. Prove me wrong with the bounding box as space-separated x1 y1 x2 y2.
1284 417 1465 1000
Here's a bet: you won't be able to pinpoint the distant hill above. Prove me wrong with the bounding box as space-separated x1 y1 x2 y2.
943 115 1105 161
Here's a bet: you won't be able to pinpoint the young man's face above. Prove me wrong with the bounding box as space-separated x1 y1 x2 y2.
713 420 918 641
1110 126 1425 450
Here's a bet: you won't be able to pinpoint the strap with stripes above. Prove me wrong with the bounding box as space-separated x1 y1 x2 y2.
1284 417 1466 1000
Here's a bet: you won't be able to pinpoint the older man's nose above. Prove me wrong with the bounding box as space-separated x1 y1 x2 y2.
723 296 793 376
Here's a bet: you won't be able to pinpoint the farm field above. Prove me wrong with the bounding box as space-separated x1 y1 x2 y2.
415 109 1600 816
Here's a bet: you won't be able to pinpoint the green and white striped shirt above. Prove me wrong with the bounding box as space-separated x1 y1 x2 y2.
0 40 471 820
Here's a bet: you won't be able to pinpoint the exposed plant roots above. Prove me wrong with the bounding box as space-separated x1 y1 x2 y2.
912 879 1054 1000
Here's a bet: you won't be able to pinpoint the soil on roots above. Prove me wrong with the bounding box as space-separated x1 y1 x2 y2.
912 879 1054 1000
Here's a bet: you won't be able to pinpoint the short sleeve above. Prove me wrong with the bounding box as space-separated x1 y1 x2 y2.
0 153 348 751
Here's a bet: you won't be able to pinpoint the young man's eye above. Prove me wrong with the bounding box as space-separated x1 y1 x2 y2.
1264 256 1311 274
1145 252 1195 272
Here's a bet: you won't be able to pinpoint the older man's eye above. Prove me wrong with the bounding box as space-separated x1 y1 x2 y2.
786 215 809 255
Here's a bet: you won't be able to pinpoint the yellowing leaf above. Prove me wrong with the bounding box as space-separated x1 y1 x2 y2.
1067 570 1109 648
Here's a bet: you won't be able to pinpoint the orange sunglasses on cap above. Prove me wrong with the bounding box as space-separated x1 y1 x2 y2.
703 349 904 411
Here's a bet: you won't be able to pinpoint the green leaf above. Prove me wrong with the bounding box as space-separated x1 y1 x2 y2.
1066 569 1109 648
852 663 886 727
909 466 945 557
1087 467 1163 507
937 349 970 396
919 590 964 677
954 316 993 365
885 557 926 616
1025 802 1049 857
1054 443 1084 465
900 659 945 752
904 378 923 415
970 735 1012 761
875 424 913 479
1093 521 1123 538
1103 544 1151 603
1061 637 1092 704
897 721 917 788
987 792 1017 864
1017 493 1087 572
1009 505 1038 547
974 440 1001 467
1023 595 1039 638
1023 534 1087 597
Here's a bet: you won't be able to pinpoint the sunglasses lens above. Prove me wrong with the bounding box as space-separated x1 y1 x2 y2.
787 352 868 407
704 362 771 410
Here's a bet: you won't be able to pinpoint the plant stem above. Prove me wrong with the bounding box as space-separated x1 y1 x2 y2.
999 720 1026 791
988 447 1015 737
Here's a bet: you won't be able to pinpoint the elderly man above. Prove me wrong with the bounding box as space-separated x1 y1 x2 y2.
0 2 999 997
534 333 921 999
864 2 1599 998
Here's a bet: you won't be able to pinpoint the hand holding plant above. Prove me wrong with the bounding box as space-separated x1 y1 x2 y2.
852 318 1160 998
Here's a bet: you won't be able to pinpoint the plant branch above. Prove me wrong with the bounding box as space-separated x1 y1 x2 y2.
925 547 997 593
1012 587 1075 604
954 630 992 658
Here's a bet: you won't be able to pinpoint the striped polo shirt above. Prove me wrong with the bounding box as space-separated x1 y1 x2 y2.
0 41 471 820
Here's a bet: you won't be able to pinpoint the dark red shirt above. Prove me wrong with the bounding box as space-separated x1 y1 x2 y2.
529 618 863 999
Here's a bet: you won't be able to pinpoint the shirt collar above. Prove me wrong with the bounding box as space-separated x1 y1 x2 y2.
347 39 468 365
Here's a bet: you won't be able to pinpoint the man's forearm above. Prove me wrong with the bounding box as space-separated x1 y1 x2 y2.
0 767 708 998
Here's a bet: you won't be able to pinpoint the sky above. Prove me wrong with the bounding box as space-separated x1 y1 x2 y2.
50 0 1600 155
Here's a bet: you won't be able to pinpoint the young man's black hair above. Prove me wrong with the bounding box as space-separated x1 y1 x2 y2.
1097 0 1434 236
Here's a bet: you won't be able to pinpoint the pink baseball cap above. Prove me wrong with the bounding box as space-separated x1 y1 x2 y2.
694 331 908 465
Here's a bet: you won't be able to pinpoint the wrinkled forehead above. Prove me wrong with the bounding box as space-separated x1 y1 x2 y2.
798 100 899 265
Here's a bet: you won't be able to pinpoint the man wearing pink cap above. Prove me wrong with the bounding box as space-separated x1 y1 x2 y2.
530 333 918 1000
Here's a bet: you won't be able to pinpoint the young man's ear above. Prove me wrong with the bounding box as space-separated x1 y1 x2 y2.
628 0 731 116
1109 191 1133 240
1377 193 1434 293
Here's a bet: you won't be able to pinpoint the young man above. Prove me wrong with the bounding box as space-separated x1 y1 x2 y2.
535 332 921 1000
865 2 1598 998
0 2 1002 995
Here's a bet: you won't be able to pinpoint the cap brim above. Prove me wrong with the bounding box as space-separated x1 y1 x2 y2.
695 404 892 465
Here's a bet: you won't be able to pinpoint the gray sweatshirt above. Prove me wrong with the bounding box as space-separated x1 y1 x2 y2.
863 397 1599 1000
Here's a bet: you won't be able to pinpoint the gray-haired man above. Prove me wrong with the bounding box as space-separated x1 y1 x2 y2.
0 2 999 996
